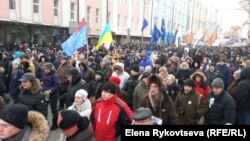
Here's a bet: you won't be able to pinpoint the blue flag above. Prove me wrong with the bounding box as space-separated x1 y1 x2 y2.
161 19 166 40
141 19 148 32
150 25 161 45
61 22 87 56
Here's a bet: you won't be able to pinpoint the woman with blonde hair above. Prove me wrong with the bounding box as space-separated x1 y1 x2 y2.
158 66 168 81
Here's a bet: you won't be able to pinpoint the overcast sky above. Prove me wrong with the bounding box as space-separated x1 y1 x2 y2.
208 0 248 32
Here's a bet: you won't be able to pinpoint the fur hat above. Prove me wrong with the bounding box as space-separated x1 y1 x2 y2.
148 74 162 88
20 73 36 85
211 78 224 89
0 104 28 129
102 82 117 94
183 79 195 89
57 110 89 137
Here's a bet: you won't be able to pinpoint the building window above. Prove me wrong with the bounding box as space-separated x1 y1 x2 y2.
87 6 91 23
54 0 58 16
9 0 16 10
34 0 39 13
96 8 100 29
118 15 120 29
71 3 75 20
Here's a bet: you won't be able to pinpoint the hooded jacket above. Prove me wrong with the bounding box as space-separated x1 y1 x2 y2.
18 79 48 117
112 62 130 89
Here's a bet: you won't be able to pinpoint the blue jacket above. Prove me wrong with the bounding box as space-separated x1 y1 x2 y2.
216 64 232 87
139 57 153 68
41 70 61 94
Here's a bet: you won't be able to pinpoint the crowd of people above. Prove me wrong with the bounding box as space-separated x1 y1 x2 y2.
0 43 249 140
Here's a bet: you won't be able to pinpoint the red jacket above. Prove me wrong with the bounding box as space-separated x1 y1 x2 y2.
91 95 133 141
195 81 211 99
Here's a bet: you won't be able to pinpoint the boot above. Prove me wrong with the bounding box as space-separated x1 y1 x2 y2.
50 116 58 130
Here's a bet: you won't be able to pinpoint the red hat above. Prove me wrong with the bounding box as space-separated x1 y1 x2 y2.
109 76 121 86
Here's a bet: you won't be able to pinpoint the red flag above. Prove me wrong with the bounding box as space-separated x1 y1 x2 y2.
74 18 86 33
207 27 218 47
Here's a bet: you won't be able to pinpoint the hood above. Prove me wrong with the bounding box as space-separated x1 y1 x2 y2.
27 111 49 141
113 62 124 73
240 67 250 80
190 71 207 81
31 79 42 94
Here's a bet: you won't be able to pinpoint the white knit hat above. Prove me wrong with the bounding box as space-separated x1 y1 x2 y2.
75 89 88 101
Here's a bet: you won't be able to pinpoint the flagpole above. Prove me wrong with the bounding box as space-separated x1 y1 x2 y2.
86 21 89 59
141 0 146 47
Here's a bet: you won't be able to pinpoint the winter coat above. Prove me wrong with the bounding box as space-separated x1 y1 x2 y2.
90 95 133 141
204 70 221 85
68 99 92 119
139 57 153 68
175 69 194 87
226 79 240 100
133 82 148 110
236 67 250 111
175 89 209 125
65 75 87 108
141 91 178 125
112 62 130 89
9 68 24 97
41 70 61 95
166 84 180 102
57 63 72 91
0 110 50 141
216 64 232 87
0 73 6 96
190 71 211 99
18 79 48 117
65 124 95 141
206 90 236 125
123 74 140 109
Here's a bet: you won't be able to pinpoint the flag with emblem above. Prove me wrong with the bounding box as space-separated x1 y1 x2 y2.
61 18 88 56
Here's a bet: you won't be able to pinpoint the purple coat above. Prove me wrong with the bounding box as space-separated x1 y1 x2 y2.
41 70 61 94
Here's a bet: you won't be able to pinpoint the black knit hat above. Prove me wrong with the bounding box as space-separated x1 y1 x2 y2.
0 104 28 129
184 79 195 89
131 65 140 73
102 81 117 94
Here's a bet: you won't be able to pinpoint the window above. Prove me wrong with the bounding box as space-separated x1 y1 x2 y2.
34 0 39 13
118 15 120 29
9 0 16 10
71 3 75 19
87 6 91 23
96 8 100 29
54 0 58 16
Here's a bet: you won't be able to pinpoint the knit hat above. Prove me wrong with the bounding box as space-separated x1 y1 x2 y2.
131 65 140 73
211 78 224 89
19 73 36 84
58 110 89 137
0 104 28 129
12 59 20 66
133 107 152 121
43 62 55 70
102 81 117 94
183 79 195 89
109 76 121 86
75 89 88 101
